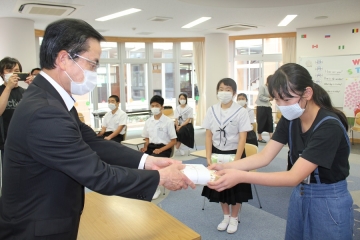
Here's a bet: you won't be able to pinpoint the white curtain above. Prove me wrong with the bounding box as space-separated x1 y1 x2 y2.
282 37 296 64
193 42 206 126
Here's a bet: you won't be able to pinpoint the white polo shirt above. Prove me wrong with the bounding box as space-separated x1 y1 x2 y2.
202 102 251 151
174 105 193 125
102 108 128 134
142 114 177 145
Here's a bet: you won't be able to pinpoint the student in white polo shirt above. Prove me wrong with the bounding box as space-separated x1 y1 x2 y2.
141 95 177 199
97 95 127 143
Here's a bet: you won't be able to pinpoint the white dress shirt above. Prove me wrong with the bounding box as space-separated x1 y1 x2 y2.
102 108 128 134
142 114 177 145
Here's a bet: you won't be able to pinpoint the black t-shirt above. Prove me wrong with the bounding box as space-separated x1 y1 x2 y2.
0 85 25 150
272 108 350 184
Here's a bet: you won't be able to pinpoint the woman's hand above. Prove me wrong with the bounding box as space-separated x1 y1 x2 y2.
6 74 18 89
207 162 225 170
207 169 246 192
25 75 35 85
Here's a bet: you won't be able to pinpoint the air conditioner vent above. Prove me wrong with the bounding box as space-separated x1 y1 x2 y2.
137 32 153 35
18 3 76 16
148 16 172 22
217 24 258 32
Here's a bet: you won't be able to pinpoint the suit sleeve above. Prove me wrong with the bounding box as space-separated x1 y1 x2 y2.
26 106 159 201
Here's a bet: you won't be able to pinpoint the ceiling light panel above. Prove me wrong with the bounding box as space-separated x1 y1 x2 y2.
182 17 211 28
278 15 297 26
95 8 141 21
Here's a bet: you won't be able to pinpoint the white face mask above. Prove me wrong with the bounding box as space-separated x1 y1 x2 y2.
65 54 98 95
3 73 13 83
217 91 233 104
277 102 305 120
237 100 247 107
151 107 161 115
108 103 117 111
179 100 186 105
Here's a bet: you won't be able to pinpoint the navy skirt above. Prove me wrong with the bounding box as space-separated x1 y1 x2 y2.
201 145 253 205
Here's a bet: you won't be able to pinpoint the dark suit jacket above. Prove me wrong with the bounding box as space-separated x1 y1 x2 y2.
0 75 159 239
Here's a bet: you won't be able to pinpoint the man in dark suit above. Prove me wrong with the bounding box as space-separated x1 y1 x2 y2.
0 19 194 240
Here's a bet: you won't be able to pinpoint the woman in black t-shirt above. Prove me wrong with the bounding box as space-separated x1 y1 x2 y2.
207 63 353 240
0 57 32 161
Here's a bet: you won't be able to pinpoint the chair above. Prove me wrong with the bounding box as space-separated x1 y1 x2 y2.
274 110 282 125
202 143 262 211
350 112 360 145
163 145 176 195
78 112 85 123
163 106 174 118
122 126 127 141
245 143 262 208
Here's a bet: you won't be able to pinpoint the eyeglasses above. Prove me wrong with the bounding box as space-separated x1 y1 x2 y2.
73 54 99 71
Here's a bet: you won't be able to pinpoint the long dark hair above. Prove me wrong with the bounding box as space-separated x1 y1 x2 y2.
268 63 348 130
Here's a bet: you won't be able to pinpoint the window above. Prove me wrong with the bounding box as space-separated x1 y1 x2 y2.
100 42 118 59
232 38 282 108
235 39 262 56
125 42 145 59
153 43 173 58
181 42 193 58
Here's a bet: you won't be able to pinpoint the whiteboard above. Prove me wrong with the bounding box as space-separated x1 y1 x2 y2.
298 55 360 109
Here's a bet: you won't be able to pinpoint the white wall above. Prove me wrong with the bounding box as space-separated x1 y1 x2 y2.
297 22 360 58
0 18 37 89
297 22 360 140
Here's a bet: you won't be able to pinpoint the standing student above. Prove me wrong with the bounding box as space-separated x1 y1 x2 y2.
0 57 33 161
208 63 353 240
201 78 252 234
0 19 194 240
237 93 258 146
174 93 194 155
255 75 274 143
97 95 128 143
141 95 177 199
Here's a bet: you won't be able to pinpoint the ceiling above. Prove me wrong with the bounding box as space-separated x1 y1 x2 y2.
1 0 360 38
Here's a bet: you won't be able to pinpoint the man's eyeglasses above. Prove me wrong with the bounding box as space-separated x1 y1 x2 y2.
73 54 99 71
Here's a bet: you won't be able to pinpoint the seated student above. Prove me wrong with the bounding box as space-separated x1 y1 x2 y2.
237 93 258 146
174 93 194 155
97 95 128 143
141 95 177 199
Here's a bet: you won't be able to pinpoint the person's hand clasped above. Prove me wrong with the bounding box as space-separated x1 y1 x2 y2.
158 164 196 191
104 136 111 140
152 148 162 154
207 169 246 192
144 155 181 170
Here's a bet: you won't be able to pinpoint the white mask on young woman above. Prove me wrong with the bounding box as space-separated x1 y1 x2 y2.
179 100 186 105
151 107 161 115
237 100 247 107
64 54 98 95
277 102 305 120
108 103 117 111
217 91 233 104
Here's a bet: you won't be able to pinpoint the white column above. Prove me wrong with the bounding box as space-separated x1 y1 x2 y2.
205 33 229 109
0 18 37 89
